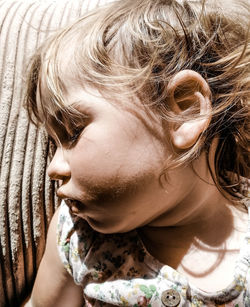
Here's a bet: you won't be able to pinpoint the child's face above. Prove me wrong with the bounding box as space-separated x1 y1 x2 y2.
46 85 194 233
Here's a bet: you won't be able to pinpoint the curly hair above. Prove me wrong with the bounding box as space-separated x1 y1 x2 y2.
25 0 250 201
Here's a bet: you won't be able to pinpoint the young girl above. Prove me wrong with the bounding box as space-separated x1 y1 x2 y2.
25 0 249 306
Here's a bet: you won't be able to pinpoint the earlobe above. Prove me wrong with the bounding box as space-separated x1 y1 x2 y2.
168 70 212 150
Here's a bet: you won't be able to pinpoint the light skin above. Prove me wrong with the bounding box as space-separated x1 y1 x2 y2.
27 70 248 306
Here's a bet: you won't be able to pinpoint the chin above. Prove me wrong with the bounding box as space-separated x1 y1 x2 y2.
85 216 133 234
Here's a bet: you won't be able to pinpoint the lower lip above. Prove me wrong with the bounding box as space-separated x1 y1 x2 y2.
65 199 84 213
71 204 81 214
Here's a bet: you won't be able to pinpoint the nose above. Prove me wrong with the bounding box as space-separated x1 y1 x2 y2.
47 147 71 180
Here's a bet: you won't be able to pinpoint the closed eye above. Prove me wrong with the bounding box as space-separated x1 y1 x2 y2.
47 125 85 149
46 105 90 148
67 127 84 147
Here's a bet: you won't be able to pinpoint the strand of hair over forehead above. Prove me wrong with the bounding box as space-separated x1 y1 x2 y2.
41 31 71 116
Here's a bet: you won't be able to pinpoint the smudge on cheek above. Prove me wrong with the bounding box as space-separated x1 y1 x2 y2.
75 170 154 206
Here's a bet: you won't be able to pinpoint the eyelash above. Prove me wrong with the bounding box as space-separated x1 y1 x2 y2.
48 127 84 149
67 128 84 146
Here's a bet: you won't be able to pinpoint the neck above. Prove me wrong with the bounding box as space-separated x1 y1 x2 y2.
139 198 234 268
139 153 247 269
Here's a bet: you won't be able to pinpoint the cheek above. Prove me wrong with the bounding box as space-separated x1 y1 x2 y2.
71 160 156 206
69 124 142 180
70 142 162 194
68 118 167 202
69 143 160 206
70 141 126 183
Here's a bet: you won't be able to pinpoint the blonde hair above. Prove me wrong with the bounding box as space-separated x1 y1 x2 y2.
25 0 249 201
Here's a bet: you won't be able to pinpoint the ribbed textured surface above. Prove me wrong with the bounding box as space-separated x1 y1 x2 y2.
0 0 105 305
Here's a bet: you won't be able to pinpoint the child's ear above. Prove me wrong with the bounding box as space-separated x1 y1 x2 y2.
167 70 212 149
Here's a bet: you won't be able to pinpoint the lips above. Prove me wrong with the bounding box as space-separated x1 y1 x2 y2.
64 199 84 215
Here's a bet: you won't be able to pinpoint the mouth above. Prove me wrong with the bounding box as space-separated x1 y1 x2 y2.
64 199 84 215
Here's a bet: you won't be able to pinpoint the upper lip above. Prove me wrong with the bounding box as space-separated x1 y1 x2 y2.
56 190 79 204
56 189 89 210
56 188 69 199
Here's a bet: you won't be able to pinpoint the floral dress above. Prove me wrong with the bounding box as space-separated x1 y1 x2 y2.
57 200 250 307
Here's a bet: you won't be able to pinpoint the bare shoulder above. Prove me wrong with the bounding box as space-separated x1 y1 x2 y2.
30 207 83 307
